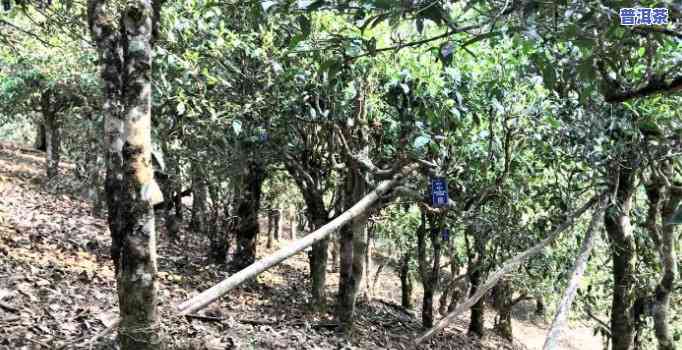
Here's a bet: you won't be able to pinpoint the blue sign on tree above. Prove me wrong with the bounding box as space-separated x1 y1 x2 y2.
442 228 450 241
431 177 449 207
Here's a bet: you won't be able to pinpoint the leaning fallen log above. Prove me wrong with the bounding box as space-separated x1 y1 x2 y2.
413 194 602 345
177 163 419 315
66 163 418 347
543 199 605 350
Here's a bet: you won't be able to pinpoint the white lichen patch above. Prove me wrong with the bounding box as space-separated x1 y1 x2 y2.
111 138 124 153
140 272 153 286
128 40 146 53
140 181 163 205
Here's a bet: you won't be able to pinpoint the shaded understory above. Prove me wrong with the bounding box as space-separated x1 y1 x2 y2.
0 143 598 350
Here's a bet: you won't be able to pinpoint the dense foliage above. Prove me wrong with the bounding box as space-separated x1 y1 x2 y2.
1 1 681 349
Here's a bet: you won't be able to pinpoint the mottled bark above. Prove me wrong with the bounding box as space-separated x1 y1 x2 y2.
400 252 414 309
467 226 486 337
309 245 330 305
230 161 265 273
330 233 339 271
44 111 60 179
447 260 467 313
190 162 208 235
157 142 179 240
337 220 355 330
468 268 485 337
493 277 513 341
337 167 369 331
206 183 228 264
363 226 373 298
654 191 680 350
535 295 546 316
604 165 636 350
266 209 280 248
336 80 374 332
89 0 162 348
172 159 183 222
416 212 443 328
286 163 332 308
166 156 181 239
308 214 329 308
87 0 125 275
439 257 460 316
34 122 46 151
115 0 164 348
351 214 368 299
645 164 680 350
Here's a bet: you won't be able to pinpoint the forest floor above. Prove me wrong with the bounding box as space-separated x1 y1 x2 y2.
0 142 604 350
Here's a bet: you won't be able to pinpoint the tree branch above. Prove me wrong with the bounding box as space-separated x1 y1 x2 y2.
604 74 682 103
543 199 605 350
414 194 602 345
583 304 612 338
632 27 682 40
0 19 58 48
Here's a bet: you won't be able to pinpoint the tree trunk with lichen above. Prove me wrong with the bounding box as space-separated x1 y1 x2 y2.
418 212 442 329
535 295 546 316
645 162 680 350
41 92 61 180
230 161 265 273
266 208 281 248
493 277 513 341
118 1 163 348
308 214 329 309
467 225 486 338
35 121 46 151
190 161 208 235
654 190 680 350
605 164 636 350
336 83 372 332
337 167 369 332
88 0 126 274
400 251 414 309
89 0 162 348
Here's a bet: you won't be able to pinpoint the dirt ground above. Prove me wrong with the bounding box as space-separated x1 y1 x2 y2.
0 142 603 350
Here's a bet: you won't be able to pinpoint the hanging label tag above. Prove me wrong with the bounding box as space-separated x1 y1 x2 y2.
431 177 449 207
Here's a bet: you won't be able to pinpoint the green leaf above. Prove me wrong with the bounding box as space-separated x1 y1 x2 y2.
577 58 593 80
